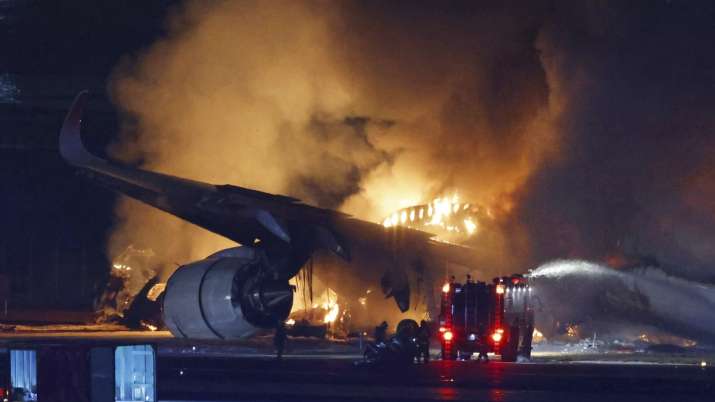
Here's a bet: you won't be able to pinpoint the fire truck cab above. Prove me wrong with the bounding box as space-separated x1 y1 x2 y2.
439 275 534 362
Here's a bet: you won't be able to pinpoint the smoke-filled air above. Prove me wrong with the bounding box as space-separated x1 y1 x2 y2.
106 0 715 324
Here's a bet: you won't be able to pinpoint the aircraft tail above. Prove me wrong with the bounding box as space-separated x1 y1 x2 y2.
59 90 104 169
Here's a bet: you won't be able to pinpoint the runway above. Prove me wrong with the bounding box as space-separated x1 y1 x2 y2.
158 355 714 402
1 330 713 401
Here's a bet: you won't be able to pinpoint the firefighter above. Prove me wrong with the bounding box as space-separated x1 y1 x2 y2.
417 320 431 363
374 321 388 344
274 321 287 360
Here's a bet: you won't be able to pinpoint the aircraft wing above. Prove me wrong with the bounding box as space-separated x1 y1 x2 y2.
60 91 479 310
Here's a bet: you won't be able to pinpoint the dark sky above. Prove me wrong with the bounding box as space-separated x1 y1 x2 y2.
0 0 178 308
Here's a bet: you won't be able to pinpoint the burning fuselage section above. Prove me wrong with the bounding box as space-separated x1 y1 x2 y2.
382 196 483 244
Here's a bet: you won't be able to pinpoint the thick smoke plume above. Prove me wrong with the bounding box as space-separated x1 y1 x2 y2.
107 1 715 292
108 0 562 274
514 2 715 282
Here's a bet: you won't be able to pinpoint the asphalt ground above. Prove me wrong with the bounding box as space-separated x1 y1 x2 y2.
1 330 713 401
159 355 714 402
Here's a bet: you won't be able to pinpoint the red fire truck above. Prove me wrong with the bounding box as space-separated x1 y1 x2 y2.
439 275 534 362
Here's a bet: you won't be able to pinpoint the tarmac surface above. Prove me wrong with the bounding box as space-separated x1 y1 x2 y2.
1 330 713 401
159 355 714 402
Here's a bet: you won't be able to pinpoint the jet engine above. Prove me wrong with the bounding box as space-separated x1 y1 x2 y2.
162 246 294 339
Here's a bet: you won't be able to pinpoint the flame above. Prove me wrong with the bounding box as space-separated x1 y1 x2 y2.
140 321 158 331
112 263 132 272
147 283 166 302
323 303 340 323
566 324 578 337
381 191 483 240
464 218 477 235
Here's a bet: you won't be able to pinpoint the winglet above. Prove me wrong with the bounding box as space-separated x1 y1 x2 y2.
59 90 98 167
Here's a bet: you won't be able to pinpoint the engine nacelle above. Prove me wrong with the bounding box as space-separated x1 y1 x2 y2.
162 247 293 339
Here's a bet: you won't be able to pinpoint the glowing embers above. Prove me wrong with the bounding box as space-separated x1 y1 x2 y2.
140 321 158 331
566 324 578 338
147 283 166 302
382 193 485 243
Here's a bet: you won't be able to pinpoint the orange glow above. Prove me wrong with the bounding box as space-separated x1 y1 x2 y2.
442 283 450 293
443 330 454 341
491 331 502 343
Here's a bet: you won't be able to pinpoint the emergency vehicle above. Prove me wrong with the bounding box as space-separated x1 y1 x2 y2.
439 275 534 362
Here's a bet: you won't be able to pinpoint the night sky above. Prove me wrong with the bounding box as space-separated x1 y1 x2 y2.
0 0 178 308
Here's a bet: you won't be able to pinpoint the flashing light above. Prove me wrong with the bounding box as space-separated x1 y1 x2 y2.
496 284 505 294
491 331 503 343
439 326 446 333
443 331 454 341
496 328 504 333
701 361 707 368
442 283 450 293
468 333 476 341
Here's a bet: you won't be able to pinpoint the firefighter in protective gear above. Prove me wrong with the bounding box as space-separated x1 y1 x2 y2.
417 320 431 363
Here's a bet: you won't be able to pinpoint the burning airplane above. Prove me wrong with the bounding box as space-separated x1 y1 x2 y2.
60 91 480 340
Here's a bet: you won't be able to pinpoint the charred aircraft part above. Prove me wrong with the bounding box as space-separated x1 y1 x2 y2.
162 246 294 339
122 276 165 330
381 267 411 312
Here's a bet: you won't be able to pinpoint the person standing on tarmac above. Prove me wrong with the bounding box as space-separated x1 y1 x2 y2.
274 320 287 360
417 320 431 363
374 321 388 344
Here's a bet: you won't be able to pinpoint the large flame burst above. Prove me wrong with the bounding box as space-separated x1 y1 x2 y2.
382 194 485 243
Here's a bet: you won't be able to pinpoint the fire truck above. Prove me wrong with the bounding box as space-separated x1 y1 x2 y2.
439 275 534 362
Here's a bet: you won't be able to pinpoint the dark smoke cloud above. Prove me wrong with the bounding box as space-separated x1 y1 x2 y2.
515 1 715 282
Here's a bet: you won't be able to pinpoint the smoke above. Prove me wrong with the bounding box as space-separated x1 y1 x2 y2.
107 0 563 273
529 259 715 344
513 2 715 282
106 1 715 292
